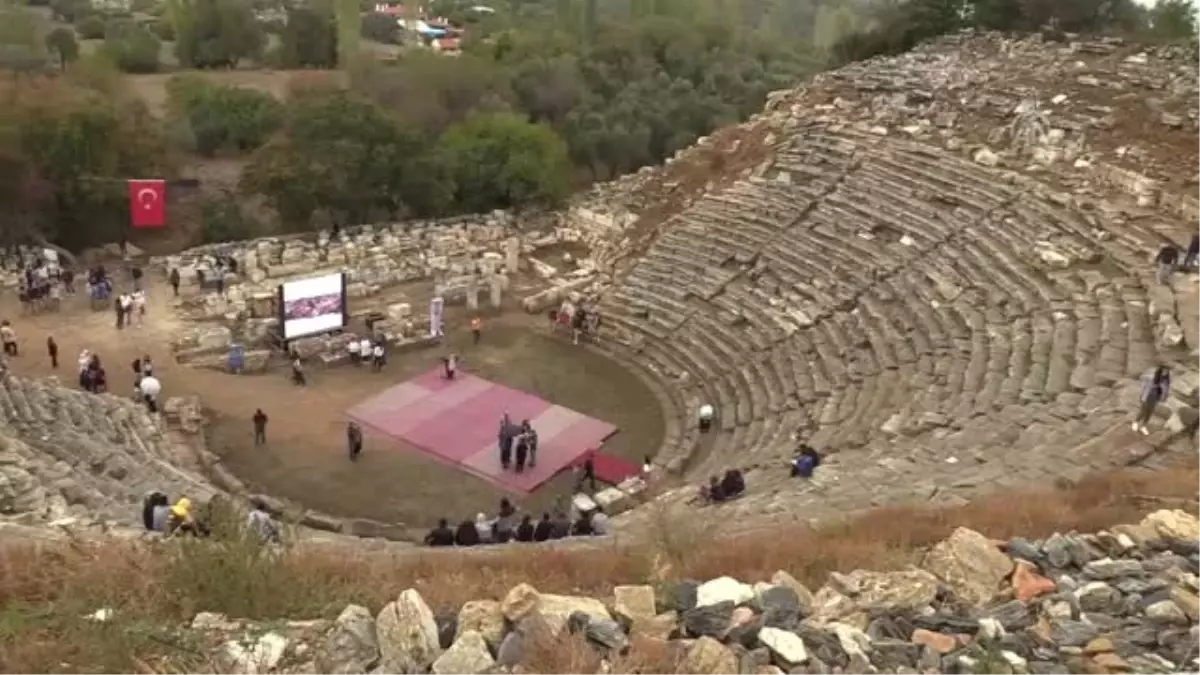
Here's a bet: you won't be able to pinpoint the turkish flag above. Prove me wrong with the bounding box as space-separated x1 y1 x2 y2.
128 179 167 228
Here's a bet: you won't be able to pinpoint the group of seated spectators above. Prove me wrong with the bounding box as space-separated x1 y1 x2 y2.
424 498 610 547
141 492 279 543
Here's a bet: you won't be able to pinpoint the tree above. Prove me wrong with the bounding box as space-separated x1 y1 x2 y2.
51 0 90 23
172 0 265 68
102 19 161 73
242 92 446 228
279 0 336 68
1147 0 1197 38
0 4 49 74
75 14 106 39
361 11 399 43
438 112 570 212
166 75 284 155
44 27 79 71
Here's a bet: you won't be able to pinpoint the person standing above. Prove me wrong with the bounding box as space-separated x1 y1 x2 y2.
347 338 361 366
521 420 538 468
253 409 268 445
372 342 385 372
575 454 597 493
347 422 363 461
46 336 58 369
471 316 482 345
1133 366 1172 435
168 268 181 297
291 355 305 386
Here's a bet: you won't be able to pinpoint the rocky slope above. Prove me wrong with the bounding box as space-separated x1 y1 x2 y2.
105 509 1199 674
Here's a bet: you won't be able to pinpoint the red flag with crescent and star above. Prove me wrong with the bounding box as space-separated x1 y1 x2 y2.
128 179 166 228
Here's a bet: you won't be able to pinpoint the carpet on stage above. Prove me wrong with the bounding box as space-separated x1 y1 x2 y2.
346 367 619 494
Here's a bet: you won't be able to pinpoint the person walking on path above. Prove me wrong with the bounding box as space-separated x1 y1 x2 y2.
253 409 268 445
471 316 483 345
46 336 58 369
169 268 181 297
1155 244 1179 285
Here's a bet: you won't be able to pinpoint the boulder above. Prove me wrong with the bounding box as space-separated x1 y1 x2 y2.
758 586 802 629
613 585 657 625
455 600 505 648
501 583 540 622
910 628 956 654
770 570 815 616
923 527 1013 605
431 630 495 675
1141 510 1200 545
585 618 628 652
1075 582 1121 613
1012 561 1057 602
376 589 441 669
697 576 754 608
538 594 613 634
682 635 739 674
321 604 379 674
757 626 809 667
828 568 940 612
217 632 289 675
683 601 736 638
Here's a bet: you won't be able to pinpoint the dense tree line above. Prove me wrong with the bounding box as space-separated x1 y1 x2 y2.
1 0 1193 249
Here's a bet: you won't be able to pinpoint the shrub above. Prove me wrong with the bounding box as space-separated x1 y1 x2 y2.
102 19 161 73
75 14 106 39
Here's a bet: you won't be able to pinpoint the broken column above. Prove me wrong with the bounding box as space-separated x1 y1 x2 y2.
466 275 480 311
489 275 503 308
505 237 520 272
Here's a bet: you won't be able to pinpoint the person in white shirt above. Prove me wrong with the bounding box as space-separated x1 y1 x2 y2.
358 337 372 363
132 290 146 325
698 403 714 432
0 321 16 356
139 375 161 413
372 343 385 371
347 338 361 365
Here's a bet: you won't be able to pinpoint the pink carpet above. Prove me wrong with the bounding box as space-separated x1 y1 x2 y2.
346 367 619 494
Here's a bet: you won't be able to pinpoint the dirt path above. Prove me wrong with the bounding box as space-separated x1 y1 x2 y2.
1 273 665 529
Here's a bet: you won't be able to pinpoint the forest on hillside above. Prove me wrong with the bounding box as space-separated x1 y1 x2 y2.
0 0 1194 251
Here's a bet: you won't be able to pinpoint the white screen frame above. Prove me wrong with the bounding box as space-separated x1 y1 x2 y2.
280 273 347 339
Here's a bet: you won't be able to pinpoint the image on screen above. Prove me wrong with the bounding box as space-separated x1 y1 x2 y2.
281 273 346 339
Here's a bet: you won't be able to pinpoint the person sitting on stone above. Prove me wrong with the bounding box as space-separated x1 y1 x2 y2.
493 499 517 543
533 512 553 542
246 498 280 544
1186 234 1200 269
165 498 196 536
424 518 455 547
550 509 571 539
704 475 726 504
454 518 480 546
720 469 746 499
571 511 594 536
1156 244 1179 285
472 512 493 544
791 445 821 478
590 506 610 536
515 514 535 542
142 491 170 532
698 403 715 432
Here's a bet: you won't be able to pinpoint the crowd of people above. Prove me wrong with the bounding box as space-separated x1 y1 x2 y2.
423 497 610 547
497 412 538 473
19 255 69 314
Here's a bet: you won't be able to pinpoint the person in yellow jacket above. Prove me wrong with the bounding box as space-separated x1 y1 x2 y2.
165 498 195 536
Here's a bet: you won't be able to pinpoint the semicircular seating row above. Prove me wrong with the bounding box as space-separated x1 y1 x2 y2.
594 127 1197 527
0 374 215 528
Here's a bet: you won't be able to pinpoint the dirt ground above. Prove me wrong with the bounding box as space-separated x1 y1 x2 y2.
1 270 665 529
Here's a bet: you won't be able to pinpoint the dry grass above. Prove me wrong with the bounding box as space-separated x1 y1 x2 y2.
0 464 1196 672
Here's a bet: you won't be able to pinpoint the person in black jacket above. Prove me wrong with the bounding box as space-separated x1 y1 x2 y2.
515 515 535 542
533 512 553 542
425 518 454 547
1156 244 1179 285
454 519 480 546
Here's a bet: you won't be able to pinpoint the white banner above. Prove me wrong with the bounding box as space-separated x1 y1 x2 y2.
429 296 444 338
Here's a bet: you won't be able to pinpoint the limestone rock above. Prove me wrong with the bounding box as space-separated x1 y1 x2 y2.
376 589 442 669
697 576 754 608
501 583 540 622
217 632 289 675
321 604 379 674
758 626 809 667
455 600 505 648
613 584 657 625
682 635 739 673
1141 510 1199 545
431 630 495 675
538 594 612 634
923 527 1013 605
828 568 939 612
